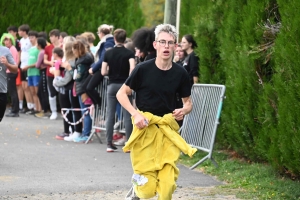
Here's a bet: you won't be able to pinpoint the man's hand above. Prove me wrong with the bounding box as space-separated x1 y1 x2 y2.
22 66 29 71
89 68 93 75
132 112 148 129
172 108 185 121
0 56 7 65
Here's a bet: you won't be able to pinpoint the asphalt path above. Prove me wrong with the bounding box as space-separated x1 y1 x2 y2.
0 111 221 199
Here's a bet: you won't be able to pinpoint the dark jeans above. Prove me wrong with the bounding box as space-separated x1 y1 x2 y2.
86 71 103 107
7 73 19 113
0 93 7 122
37 69 49 112
59 90 82 133
105 83 132 143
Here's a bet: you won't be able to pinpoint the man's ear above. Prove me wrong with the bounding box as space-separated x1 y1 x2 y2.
153 41 157 50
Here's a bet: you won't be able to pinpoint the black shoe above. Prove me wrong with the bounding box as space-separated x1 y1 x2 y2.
5 112 19 117
106 143 118 152
19 108 27 114
26 109 36 115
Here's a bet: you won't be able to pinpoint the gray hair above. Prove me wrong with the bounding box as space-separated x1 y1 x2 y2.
154 24 178 42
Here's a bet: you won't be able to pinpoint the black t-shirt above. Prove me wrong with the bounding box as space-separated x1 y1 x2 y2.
104 46 135 84
125 58 191 116
15 39 21 52
183 51 199 87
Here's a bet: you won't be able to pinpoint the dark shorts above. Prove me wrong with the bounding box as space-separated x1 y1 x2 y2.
21 70 27 81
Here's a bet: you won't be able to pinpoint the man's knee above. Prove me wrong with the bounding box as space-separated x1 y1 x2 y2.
135 181 157 199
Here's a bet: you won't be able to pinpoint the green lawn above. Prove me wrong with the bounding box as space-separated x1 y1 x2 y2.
179 150 300 200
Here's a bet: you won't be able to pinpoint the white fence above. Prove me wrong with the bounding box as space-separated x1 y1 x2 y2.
180 84 226 169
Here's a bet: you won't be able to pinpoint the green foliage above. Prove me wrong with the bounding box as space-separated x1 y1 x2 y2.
140 0 164 27
0 0 144 38
180 151 300 199
180 0 300 175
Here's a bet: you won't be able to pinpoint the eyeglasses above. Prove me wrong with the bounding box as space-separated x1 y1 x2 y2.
156 40 175 47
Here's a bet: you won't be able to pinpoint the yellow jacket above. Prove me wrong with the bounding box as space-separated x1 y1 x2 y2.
123 112 197 174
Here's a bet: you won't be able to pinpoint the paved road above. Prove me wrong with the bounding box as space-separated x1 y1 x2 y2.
0 111 221 199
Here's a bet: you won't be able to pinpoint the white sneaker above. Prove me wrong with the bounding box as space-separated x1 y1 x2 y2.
64 132 81 142
113 138 126 146
49 112 57 120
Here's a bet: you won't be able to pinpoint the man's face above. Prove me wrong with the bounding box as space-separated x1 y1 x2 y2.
29 36 37 45
153 32 176 60
175 46 185 60
18 30 24 37
8 31 17 38
50 35 59 44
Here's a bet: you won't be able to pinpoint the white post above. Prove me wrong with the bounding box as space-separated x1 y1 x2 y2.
176 0 181 42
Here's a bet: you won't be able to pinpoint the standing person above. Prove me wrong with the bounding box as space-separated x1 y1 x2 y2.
44 29 61 120
0 33 19 117
59 32 68 46
18 24 34 113
80 32 97 56
35 37 49 118
7 26 23 111
116 24 197 200
22 31 41 114
180 34 200 87
0 46 18 122
64 40 93 142
54 40 83 140
86 24 115 108
101 28 135 152
173 44 187 67
131 27 156 63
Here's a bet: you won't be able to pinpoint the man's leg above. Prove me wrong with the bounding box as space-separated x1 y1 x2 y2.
7 73 19 114
0 93 7 122
86 71 103 106
156 163 179 200
47 76 58 120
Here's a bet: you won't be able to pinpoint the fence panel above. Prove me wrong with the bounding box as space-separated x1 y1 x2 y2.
86 77 127 144
181 84 226 169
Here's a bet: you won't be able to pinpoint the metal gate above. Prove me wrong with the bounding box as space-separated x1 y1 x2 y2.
86 77 127 144
180 84 226 169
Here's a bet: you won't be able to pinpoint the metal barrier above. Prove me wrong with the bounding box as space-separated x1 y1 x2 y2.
180 84 226 169
86 76 127 144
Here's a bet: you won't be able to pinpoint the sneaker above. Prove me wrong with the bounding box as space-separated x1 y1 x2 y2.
113 121 122 130
64 131 81 142
113 133 123 141
5 112 19 117
55 132 70 140
26 109 36 115
35 111 48 118
19 108 28 114
73 135 89 143
113 138 126 146
125 185 140 200
49 112 58 120
106 143 118 152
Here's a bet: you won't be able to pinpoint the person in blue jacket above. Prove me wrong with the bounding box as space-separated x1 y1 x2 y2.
86 24 115 107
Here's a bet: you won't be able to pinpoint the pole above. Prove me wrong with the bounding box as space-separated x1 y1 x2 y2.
164 0 177 26
176 0 181 42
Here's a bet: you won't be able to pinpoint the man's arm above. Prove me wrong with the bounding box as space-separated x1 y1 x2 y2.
101 62 109 76
172 96 193 121
129 58 135 74
1 55 18 73
44 53 53 66
117 84 148 129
